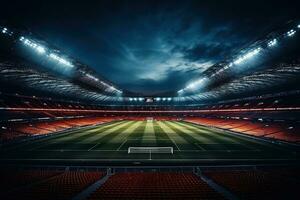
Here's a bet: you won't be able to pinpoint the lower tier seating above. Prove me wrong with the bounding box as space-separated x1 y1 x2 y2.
5 171 105 200
205 170 300 200
88 172 223 200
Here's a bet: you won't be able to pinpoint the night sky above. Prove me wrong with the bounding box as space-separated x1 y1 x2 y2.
1 0 299 95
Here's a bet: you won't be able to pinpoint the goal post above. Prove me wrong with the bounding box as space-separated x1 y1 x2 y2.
128 147 173 154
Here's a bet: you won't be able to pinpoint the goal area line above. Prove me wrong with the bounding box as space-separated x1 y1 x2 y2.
128 147 174 154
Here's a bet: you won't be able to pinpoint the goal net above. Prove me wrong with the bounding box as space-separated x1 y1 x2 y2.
128 147 173 154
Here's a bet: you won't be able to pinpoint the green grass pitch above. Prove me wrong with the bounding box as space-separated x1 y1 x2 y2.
1 120 299 165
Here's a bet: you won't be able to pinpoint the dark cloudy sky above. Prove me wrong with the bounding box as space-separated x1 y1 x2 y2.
1 0 299 95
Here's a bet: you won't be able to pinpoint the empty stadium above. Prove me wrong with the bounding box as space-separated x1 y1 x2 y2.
0 1 300 199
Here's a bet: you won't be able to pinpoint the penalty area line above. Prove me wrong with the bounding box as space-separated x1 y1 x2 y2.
88 142 101 151
117 139 128 151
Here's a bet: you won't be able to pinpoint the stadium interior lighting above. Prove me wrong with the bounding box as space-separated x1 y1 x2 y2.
177 89 184 94
21 37 46 54
133 97 137 101
233 47 261 65
2 27 7 33
268 39 277 47
186 78 206 90
162 97 166 101
86 74 99 81
155 97 161 101
138 97 144 101
129 98 133 101
167 97 172 101
49 53 73 67
287 29 296 37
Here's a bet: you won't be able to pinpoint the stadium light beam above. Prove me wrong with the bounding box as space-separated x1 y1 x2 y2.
49 53 73 67
233 47 261 65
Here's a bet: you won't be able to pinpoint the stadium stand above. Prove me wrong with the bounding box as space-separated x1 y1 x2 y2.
204 169 300 200
3 171 105 200
88 172 223 199
185 117 300 143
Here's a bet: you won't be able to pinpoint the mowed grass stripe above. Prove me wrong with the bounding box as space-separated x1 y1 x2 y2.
166 121 216 144
156 121 188 151
180 121 287 151
110 121 143 143
174 121 245 144
7 120 124 151
174 122 248 150
177 121 262 150
80 121 135 143
167 121 226 151
95 121 141 150
142 120 156 144
33 121 133 150
169 121 244 151
153 121 172 140
54 120 127 142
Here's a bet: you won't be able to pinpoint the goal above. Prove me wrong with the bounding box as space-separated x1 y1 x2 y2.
128 147 173 154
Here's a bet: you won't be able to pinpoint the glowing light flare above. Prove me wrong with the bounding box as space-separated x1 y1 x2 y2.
2 27 7 33
287 29 296 37
186 78 206 90
49 53 73 67
233 47 261 65
268 39 277 47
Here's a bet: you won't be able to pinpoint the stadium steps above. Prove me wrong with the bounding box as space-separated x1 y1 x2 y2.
195 171 239 200
72 172 111 200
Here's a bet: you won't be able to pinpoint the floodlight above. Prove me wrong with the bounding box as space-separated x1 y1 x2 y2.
156 97 161 101
36 46 46 54
287 29 296 37
2 27 7 33
233 47 261 65
167 97 172 101
268 39 277 47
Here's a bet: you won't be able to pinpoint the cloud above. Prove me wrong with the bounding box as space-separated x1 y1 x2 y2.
6 0 297 95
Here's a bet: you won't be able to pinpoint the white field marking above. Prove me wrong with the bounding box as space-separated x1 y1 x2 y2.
117 139 127 151
194 143 206 151
55 121 125 142
178 122 259 151
142 120 155 144
80 121 134 143
109 121 143 144
26 149 260 152
157 121 186 151
166 121 215 144
127 138 170 141
88 142 101 151
5 157 289 163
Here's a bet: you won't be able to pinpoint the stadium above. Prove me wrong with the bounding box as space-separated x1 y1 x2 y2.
0 1 300 199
